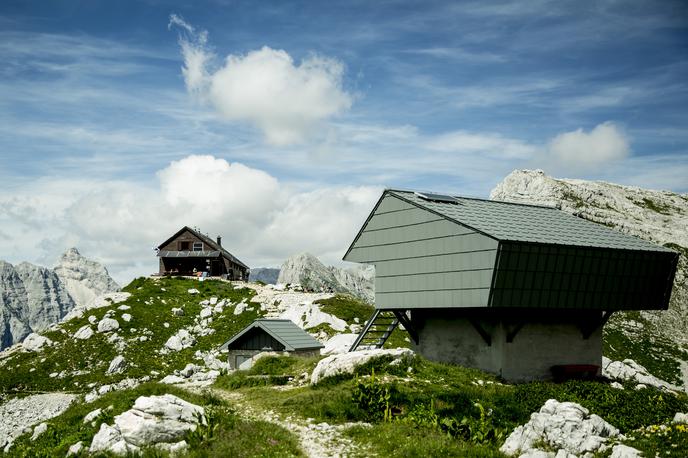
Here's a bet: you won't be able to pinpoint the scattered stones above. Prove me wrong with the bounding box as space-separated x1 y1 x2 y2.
0 393 77 451
199 307 212 319
234 301 247 315
21 333 52 352
161 375 187 385
121 313 132 322
106 355 127 375
88 315 98 324
171 308 184 316
73 325 94 340
602 357 681 393
209 297 218 305
164 330 196 352
89 394 204 455
98 317 120 333
310 348 415 384
30 423 47 441
179 364 202 378
500 399 619 457
610 382 624 390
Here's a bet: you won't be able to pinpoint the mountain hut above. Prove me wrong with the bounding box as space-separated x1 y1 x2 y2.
156 226 249 280
343 189 678 381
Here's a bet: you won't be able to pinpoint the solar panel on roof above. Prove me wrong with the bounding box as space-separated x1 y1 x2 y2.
414 191 459 204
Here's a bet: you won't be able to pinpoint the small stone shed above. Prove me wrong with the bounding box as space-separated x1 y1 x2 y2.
220 319 324 369
344 189 678 381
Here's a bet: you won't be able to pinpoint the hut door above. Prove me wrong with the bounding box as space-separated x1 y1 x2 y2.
236 355 251 369
210 260 221 276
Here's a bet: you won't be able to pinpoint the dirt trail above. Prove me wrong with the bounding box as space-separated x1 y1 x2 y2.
188 387 370 458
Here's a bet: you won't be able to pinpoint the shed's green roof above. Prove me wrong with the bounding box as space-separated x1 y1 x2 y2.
389 189 672 252
220 319 323 351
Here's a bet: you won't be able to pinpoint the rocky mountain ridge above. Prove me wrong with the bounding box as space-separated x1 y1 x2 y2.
277 252 374 303
0 248 119 349
491 169 688 383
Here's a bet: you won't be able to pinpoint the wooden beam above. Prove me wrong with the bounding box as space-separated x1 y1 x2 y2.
469 319 491 346
506 322 525 343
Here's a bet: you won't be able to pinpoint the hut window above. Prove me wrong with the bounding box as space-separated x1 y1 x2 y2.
179 241 190 250
193 242 203 251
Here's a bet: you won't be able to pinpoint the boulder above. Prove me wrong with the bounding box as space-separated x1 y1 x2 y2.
89 395 204 454
66 441 85 456
209 297 218 305
31 423 47 441
121 313 132 322
199 307 212 319
22 333 52 352
602 357 679 392
171 308 184 317
310 348 414 384
321 334 358 355
83 408 102 424
98 318 120 333
500 399 619 457
160 375 186 385
673 412 688 424
187 289 199 295
610 444 643 458
73 325 94 340
179 364 202 378
106 355 127 375
164 330 196 352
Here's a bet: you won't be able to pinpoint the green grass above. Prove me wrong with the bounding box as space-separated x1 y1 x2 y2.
316 295 374 325
635 198 676 215
213 353 688 457
603 311 688 385
0 277 261 394
7 382 303 457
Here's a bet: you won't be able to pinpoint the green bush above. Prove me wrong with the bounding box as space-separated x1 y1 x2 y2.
248 356 297 376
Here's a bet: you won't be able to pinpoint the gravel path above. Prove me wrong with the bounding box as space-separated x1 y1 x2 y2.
0 393 77 450
196 387 370 458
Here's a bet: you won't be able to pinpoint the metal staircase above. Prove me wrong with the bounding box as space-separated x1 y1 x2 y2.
349 309 400 351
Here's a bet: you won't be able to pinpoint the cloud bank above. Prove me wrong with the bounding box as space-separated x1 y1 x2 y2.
170 15 352 145
547 121 629 171
0 155 380 284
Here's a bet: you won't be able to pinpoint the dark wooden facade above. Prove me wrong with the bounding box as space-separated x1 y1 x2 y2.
156 226 249 280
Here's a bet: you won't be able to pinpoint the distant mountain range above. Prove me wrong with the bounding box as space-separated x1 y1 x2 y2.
0 248 120 349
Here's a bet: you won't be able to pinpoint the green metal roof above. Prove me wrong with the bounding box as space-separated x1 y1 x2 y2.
220 319 323 352
389 189 673 252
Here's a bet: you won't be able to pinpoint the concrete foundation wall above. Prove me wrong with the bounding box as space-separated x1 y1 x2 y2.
411 309 602 382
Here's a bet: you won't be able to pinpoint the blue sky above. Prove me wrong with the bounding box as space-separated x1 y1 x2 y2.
1 0 687 282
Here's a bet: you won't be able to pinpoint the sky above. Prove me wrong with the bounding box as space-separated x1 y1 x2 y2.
1 0 687 284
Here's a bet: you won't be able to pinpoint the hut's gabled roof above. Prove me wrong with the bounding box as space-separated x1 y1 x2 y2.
220 319 324 352
381 189 672 252
157 226 249 269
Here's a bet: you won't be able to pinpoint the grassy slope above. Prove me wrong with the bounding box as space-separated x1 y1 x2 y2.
0 277 261 394
215 355 688 457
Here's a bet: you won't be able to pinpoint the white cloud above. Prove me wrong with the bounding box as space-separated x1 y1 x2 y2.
426 130 537 159
170 16 352 145
547 121 630 171
0 155 379 285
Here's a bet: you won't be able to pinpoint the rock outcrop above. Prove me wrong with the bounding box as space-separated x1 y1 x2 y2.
490 169 688 347
54 248 120 308
0 248 119 350
278 253 374 303
311 348 414 384
89 394 204 455
500 399 619 457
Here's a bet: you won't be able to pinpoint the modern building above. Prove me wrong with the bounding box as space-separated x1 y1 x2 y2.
156 226 249 280
344 189 678 381
220 319 324 369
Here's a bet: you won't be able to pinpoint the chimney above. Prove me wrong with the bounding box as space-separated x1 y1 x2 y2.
216 235 222 247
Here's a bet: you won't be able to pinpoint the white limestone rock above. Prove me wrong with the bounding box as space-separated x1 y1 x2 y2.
610 444 643 458
187 288 199 295
160 375 186 385
54 247 120 308
66 441 85 456
233 301 247 315
73 325 94 340
106 355 127 375
164 330 196 352
83 408 102 424
602 357 680 392
311 348 414 384
89 423 138 456
209 297 218 305
121 313 132 322
178 363 202 378
279 300 347 332
500 399 619 457
171 308 184 316
98 317 120 333
321 333 358 355
199 307 212 319
22 333 52 352
31 423 47 441
673 412 688 424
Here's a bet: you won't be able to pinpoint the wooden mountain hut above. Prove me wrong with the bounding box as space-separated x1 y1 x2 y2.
156 226 249 280
343 189 678 381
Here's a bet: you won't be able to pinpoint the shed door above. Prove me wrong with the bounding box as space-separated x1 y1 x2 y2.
236 355 251 369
